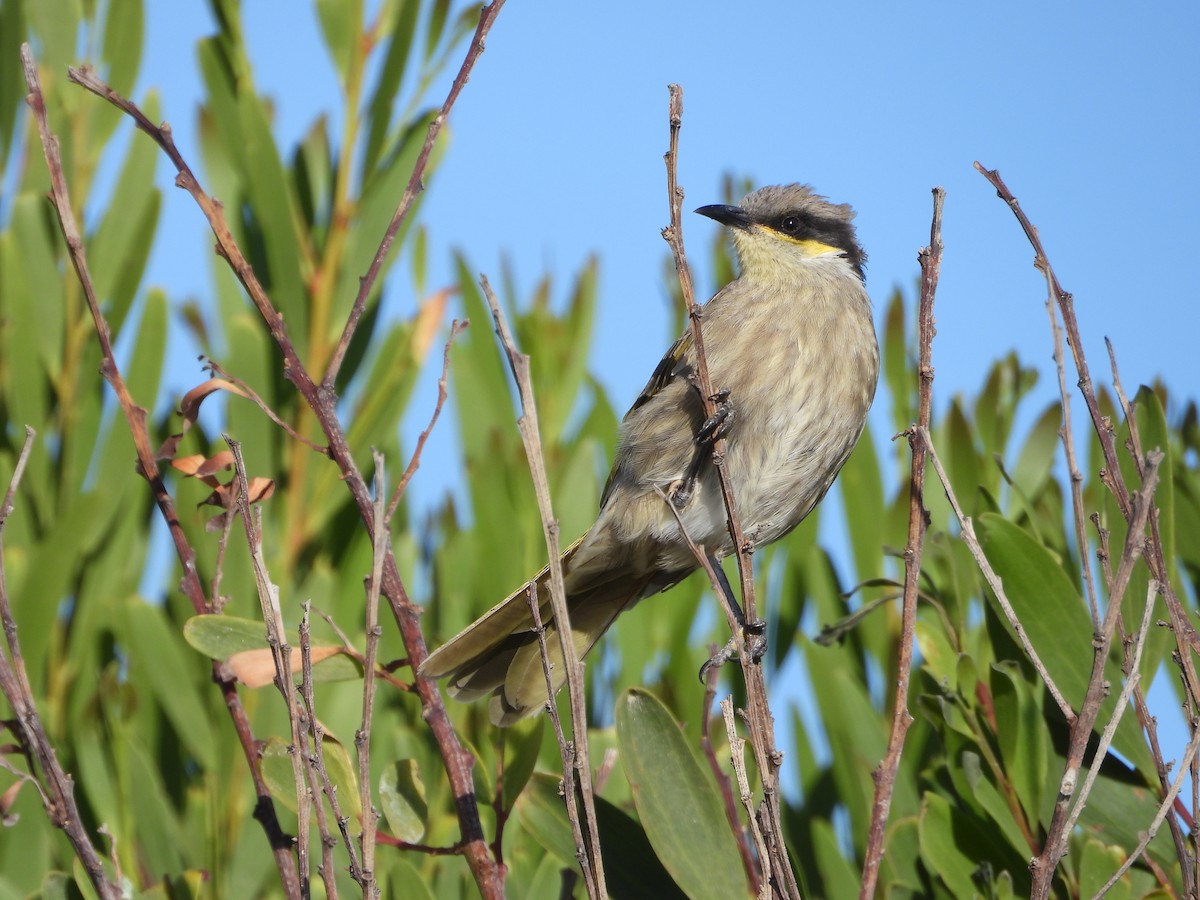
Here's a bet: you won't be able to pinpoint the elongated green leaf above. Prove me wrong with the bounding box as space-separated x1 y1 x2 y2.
0 0 25 174
498 716 543 812
363 0 420 173
615 688 748 900
100 0 144 99
990 660 1047 830
124 597 217 769
516 773 686 900
919 791 1030 896
316 0 362 83
1010 402 1061 506
975 514 1150 773
882 288 912 433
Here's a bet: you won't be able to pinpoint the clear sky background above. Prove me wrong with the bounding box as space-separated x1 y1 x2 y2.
137 1 1200 506
127 1 1197 782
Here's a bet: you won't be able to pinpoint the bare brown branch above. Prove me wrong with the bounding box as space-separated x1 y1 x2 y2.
860 186 943 898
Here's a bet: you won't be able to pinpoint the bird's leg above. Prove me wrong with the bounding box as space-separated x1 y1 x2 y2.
671 388 734 509
698 554 767 682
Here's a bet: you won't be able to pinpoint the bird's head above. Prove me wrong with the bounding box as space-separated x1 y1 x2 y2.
696 183 865 283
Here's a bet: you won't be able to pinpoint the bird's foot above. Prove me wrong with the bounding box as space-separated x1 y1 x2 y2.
697 620 768 682
743 618 768 663
699 635 739 682
695 389 734 446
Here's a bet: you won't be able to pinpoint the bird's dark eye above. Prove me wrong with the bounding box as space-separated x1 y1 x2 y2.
780 215 801 234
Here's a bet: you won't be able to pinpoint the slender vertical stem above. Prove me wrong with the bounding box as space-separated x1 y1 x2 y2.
860 187 943 898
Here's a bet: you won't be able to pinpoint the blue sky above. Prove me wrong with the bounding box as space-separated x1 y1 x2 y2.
129 1 1197 788
139 2 1199 506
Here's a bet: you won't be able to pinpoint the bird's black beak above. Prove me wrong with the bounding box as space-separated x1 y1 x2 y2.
695 204 752 229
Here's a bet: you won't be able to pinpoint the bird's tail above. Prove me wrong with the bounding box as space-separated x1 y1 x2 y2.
420 539 650 726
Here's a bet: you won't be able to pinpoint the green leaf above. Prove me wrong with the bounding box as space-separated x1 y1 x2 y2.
498 715 544 812
918 791 1030 896
123 597 217 770
182 614 363 683
975 514 1151 774
1009 403 1061 505
990 660 1047 830
615 688 748 900
810 817 859 898
363 0 420 173
380 759 427 843
89 92 163 333
516 773 687 900
316 0 362 84
100 0 144 98
882 287 912 433
259 737 303 812
0 0 27 174
943 398 983 513
423 0 451 62
1078 839 1130 900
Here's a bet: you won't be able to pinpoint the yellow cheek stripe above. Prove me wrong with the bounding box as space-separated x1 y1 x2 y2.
794 238 843 257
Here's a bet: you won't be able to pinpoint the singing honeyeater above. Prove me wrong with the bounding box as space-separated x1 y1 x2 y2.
421 183 879 725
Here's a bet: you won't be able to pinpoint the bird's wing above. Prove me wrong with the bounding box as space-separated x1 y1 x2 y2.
628 330 693 412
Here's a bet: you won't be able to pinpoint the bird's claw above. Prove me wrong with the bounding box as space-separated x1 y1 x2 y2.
699 636 739 682
696 390 734 446
697 620 768 682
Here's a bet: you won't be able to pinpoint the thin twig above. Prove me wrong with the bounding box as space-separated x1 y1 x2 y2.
204 359 328 453
700 652 760 892
1044 268 1100 625
1033 452 1162 889
300 607 340 900
356 454 387 898
22 45 301 895
229 438 311 893
1063 580 1158 841
324 1 506 385
659 84 799 900
481 276 608 898
922 427 1075 721
386 320 467 523
860 186 943 899
524 584 594 891
722 698 771 900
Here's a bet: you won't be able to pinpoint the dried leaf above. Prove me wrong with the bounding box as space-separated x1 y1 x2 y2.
225 644 342 688
156 378 250 459
0 780 23 827
410 286 455 364
171 450 234 482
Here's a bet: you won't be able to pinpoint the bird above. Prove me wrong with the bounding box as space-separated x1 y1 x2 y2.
421 183 879 726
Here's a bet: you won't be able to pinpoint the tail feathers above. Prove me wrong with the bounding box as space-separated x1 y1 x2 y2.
486 580 642 726
420 550 648 725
